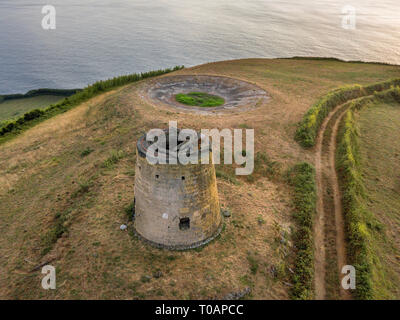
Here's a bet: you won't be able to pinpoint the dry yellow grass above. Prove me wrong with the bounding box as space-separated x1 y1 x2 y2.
0 58 399 299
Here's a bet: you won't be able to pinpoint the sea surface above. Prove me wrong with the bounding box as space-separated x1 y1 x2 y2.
0 0 399 94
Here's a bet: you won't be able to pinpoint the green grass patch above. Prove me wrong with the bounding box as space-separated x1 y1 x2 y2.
102 150 126 169
357 99 400 299
175 92 225 107
286 162 317 300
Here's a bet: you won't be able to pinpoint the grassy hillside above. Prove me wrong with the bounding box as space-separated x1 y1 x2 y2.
358 101 400 299
0 67 183 143
0 95 67 124
0 58 399 299
334 89 400 299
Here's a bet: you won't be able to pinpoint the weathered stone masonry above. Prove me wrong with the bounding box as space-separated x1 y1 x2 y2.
133 131 222 250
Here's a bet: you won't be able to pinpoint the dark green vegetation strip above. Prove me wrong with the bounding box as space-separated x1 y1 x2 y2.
287 56 398 66
41 210 71 256
175 92 225 107
295 78 400 148
336 87 400 299
0 66 184 143
286 162 317 300
0 88 79 103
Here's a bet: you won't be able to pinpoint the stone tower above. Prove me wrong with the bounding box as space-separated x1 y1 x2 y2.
133 129 222 250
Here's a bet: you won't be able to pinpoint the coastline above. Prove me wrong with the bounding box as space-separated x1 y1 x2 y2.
2 56 398 99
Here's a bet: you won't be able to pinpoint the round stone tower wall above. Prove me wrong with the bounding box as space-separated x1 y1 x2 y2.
133 141 222 250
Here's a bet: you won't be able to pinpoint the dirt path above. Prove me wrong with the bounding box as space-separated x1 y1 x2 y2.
314 103 352 300
329 110 352 300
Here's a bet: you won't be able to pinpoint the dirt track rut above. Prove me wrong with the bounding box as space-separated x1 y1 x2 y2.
314 103 352 300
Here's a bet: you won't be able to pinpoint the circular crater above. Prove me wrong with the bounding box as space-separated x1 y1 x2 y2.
146 75 269 114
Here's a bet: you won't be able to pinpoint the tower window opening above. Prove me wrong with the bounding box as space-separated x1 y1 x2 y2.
179 217 190 230
181 176 185 180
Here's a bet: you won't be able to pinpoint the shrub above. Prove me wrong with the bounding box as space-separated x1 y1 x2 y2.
80 147 94 157
71 180 93 198
286 162 317 300
247 254 259 275
102 150 125 169
124 201 135 220
295 78 400 148
335 86 400 299
23 109 44 121
336 109 372 299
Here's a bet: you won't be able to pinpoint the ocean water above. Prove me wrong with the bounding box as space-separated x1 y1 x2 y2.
0 0 399 94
